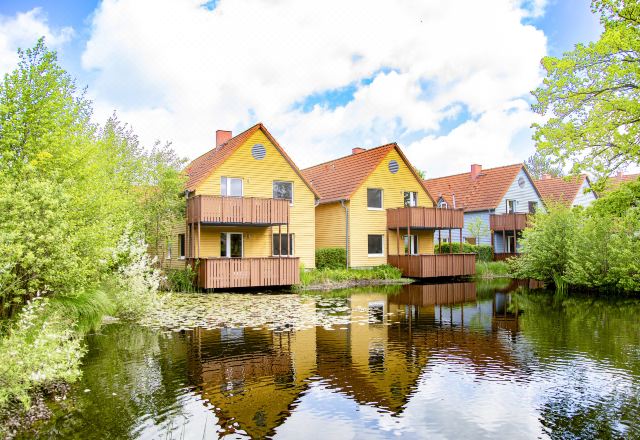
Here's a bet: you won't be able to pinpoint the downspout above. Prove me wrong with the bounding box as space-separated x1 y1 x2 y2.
340 199 349 269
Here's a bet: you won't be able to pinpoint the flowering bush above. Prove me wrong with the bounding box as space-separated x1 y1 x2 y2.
0 296 84 409
108 227 164 319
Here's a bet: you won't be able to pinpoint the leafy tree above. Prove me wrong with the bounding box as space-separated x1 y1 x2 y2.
525 151 564 179
466 217 489 244
531 0 640 183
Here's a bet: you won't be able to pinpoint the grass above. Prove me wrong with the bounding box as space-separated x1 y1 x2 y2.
297 264 405 289
475 261 512 279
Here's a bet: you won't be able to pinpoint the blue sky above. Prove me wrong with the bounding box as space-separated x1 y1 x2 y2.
0 0 602 176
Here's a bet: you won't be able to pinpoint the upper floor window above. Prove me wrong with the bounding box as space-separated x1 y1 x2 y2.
528 201 538 214
273 181 293 203
506 199 516 213
437 196 448 209
367 188 383 210
221 177 243 197
404 191 417 207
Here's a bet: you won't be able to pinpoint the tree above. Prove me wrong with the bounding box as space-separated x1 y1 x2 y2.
466 217 489 244
531 0 640 184
525 151 564 179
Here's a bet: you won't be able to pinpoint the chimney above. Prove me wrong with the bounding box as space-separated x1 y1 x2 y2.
216 130 232 147
352 147 366 155
470 164 482 179
542 173 552 180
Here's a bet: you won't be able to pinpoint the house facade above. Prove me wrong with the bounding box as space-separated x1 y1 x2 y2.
162 123 318 288
302 145 474 277
425 164 544 260
534 174 597 208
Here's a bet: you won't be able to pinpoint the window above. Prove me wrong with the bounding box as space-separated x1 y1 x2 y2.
437 196 448 208
221 177 243 197
368 234 384 256
506 199 516 213
518 176 525 188
220 233 243 258
166 239 171 259
273 181 293 204
178 234 185 259
528 201 538 214
367 188 383 209
404 191 417 207
273 233 295 256
403 235 418 255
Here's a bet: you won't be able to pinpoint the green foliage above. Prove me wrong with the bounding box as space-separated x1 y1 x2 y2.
475 261 511 279
591 177 640 217
531 1 640 181
315 247 347 270
525 151 564 180
465 217 490 246
166 266 198 293
435 242 493 261
298 265 403 288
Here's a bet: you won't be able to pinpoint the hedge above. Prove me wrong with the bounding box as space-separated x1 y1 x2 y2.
315 248 347 270
435 243 493 262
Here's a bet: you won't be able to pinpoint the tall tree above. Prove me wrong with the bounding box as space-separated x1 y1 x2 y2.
525 151 565 179
531 0 640 183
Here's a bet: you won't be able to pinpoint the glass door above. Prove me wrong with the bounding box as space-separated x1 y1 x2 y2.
220 232 243 258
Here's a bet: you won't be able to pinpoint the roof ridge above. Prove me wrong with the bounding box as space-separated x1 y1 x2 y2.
302 143 396 171
424 162 523 182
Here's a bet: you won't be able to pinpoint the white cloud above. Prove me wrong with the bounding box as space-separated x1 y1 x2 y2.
0 8 73 74
82 0 548 176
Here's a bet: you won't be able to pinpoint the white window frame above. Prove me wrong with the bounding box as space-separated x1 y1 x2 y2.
367 234 385 257
273 180 294 205
272 233 295 257
404 191 418 207
178 233 186 260
221 176 243 197
220 232 244 258
506 199 516 213
367 188 384 210
403 234 419 255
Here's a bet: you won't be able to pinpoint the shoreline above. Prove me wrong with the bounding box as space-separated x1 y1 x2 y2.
297 278 414 291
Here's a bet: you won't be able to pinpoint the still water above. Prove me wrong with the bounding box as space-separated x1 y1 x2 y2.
30 281 640 439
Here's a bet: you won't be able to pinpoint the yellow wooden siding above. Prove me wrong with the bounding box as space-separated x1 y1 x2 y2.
158 220 188 271
387 229 434 255
195 129 316 268
315 202 346 249
348 148 434 267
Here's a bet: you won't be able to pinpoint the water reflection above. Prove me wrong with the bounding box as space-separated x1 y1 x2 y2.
30 282 640 439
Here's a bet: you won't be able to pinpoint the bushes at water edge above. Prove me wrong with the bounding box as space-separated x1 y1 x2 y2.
315 248 347 270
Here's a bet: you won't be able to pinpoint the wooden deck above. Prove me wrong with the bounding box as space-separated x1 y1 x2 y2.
387 207 464 230
489 213 529 231
389 282 477 306
192 257 299 289
187 195 289 225
387 254 476 278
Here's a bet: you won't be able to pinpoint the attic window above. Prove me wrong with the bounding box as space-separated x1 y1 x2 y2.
388 160 399 174
252 144 266 160
518 176 525 188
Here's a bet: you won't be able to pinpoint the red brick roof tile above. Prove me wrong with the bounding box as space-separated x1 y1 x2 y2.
534 175 590 207
424 164 527 212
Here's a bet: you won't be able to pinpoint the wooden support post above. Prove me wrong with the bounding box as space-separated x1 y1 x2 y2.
407 210 411 256
396 209 400 257
449 229 452 253
513 212 517 254
459 228 463 252
278 224 282 257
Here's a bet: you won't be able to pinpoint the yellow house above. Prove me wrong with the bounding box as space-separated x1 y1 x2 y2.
301 144 473 277
163 123 319 289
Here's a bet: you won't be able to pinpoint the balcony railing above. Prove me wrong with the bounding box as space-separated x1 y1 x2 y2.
387 207 464 230
387 254 476 278
489 213 529 231
187 195 289 225
192 257 299 289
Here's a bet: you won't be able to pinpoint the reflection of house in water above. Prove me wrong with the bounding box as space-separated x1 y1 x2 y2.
185 282 529 436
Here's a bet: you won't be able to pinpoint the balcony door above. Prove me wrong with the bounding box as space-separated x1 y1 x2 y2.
506 234 515 253
221 177 243 197
220 232 243 258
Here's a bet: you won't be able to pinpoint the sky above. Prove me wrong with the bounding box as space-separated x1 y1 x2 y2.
0 0 602 177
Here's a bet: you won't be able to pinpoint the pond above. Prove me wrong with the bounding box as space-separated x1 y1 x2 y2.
25 280 640 439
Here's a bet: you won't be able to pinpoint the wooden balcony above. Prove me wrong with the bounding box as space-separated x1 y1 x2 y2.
489 213 529 231
389 282 477 307
387 254 476 278
187 195 289 225
387 207 464 230
192 257 299 289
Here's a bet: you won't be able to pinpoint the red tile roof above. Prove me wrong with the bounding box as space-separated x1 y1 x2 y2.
534 175 591 207
184 123 319 198
301 144 433 204
609 173 640 186
424 164 531 212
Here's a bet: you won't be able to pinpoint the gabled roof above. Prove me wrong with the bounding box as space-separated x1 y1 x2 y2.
424 163 538 212
184 123 319 197
301 143 434 204
534 174 593 207
609 172 639 186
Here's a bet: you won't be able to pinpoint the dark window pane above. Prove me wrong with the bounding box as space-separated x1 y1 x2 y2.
230 233 242 258
367 189 382 209
273 234 294 256
220 233 227 257
273 181 293 202
529 201 537 214
178 234 185 257
368 235 383 255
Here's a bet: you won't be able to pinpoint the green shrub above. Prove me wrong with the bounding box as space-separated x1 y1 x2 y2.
435 243 493 261
298 264 403 287
476 261 511 279
315 248 347 270
166 266 198 292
